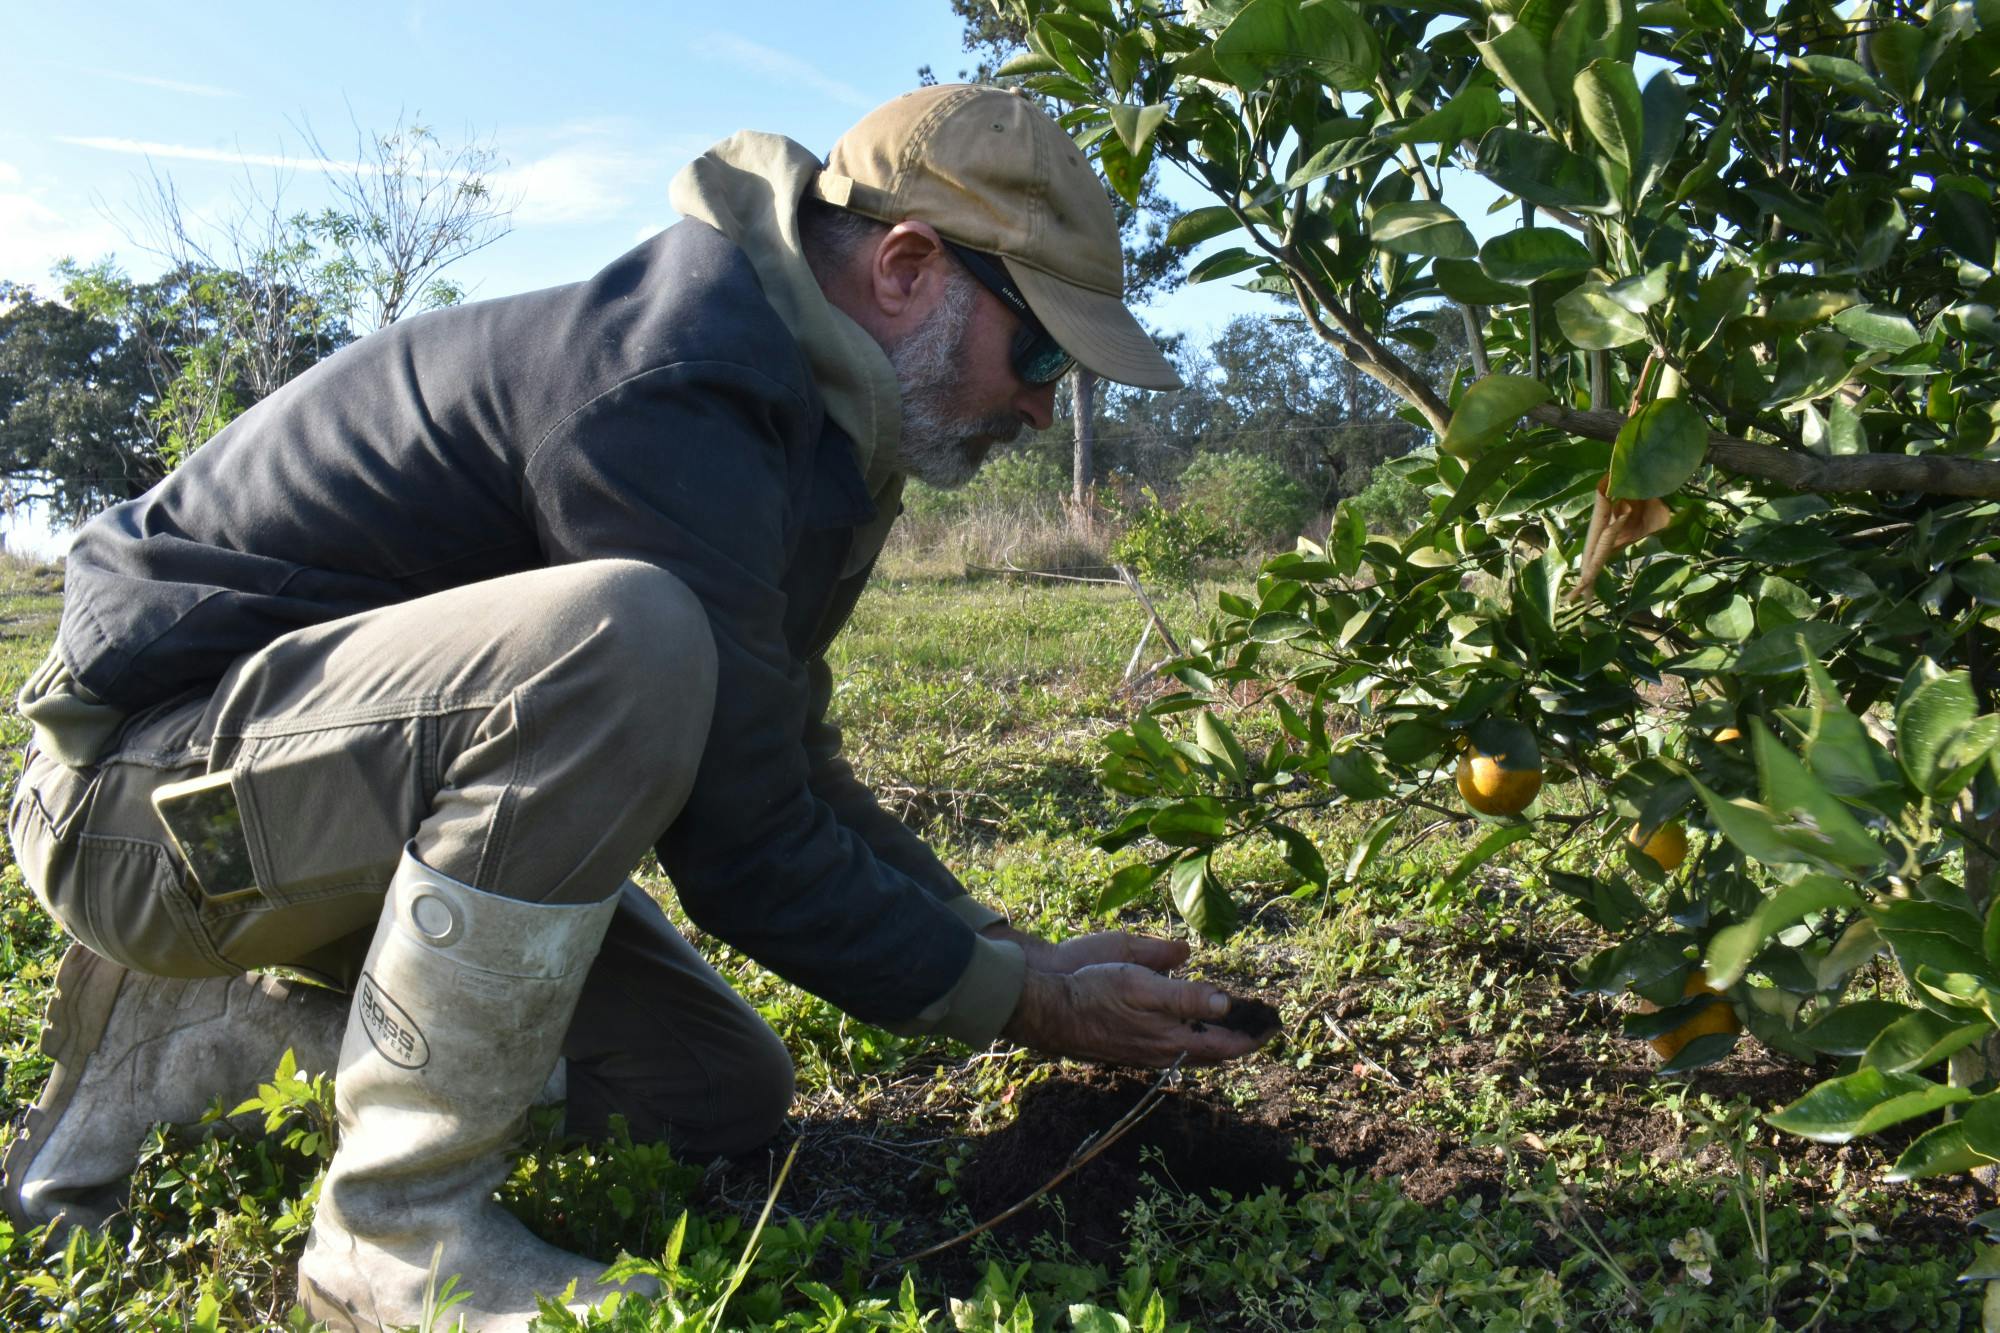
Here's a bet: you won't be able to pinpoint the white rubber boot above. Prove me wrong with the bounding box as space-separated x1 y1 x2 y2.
1 943 348 1232
297 848 654 1332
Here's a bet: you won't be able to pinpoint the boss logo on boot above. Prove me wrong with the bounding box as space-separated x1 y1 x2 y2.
358 973 430 1069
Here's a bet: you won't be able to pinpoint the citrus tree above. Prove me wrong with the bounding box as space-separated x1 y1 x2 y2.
990 0 2000 1210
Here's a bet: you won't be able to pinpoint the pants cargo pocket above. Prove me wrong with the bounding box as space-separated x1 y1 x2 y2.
73 832 239 978
207 718 430 970
7 746 102 943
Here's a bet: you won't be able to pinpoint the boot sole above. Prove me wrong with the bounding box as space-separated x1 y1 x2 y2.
0 943 129 1228
296 1273 366 1333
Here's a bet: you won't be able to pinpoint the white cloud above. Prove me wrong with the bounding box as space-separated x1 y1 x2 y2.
0 174 125 288
490 144 674 226
55 136 369 175
70 67 239 99
698 34 874 110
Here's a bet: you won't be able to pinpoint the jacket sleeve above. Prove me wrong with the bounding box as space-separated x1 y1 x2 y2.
800 656 1005 934
523 360 1024 1042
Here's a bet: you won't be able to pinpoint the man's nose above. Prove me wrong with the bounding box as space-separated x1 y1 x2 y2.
1016 378 1058 432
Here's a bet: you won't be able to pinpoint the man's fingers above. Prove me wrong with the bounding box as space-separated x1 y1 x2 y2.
1173 1026 1267 1066
1149 974 1230 1023
1122 934 1190 972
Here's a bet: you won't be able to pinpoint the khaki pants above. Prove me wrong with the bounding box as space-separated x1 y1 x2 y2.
8 561 794 1155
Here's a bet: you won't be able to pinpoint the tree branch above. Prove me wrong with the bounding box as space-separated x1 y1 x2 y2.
1532 403 2000 499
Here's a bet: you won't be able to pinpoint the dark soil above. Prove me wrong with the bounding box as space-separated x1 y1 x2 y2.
1202 994 1283 1038
699 916 1988 1284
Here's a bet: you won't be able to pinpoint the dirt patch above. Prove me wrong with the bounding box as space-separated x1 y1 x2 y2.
950 1067 1302 1259
694 917 1987 1283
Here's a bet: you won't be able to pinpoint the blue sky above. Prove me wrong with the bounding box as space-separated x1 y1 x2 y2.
1 1 1273 341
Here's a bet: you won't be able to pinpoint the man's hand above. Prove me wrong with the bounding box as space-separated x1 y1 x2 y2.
983 923 1188 976
1000 965 1265 1067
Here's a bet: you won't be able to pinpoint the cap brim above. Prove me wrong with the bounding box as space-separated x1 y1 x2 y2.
1003 260 1182 391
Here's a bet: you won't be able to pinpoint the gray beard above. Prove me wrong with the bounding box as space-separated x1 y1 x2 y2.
889 271 1024 490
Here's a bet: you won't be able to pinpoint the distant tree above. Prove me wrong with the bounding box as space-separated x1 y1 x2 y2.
931 3 1185 516
0 282 159 524
0 114 515 527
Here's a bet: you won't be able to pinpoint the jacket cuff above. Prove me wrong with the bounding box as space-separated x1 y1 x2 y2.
880 931 1026 1046
941 893 1005 934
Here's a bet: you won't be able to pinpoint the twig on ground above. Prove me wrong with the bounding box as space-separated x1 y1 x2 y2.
869 1054 1187 1278
1326 1018 1406 1089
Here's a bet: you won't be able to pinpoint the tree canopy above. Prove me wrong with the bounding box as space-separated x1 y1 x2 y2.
991 0 2000 1230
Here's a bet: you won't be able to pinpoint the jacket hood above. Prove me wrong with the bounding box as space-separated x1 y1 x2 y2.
670 133 907 542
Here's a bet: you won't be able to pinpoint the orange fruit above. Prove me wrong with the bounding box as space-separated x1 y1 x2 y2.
1644 968 1740 1061
1630 821 1688 872
1454 720 1543 817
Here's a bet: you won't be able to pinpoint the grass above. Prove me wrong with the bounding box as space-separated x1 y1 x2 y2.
0 547 1990 1330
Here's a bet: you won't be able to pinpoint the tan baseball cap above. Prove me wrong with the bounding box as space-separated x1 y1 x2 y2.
811 83 1182 391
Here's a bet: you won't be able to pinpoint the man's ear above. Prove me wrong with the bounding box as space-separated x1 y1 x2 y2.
866 221 950 323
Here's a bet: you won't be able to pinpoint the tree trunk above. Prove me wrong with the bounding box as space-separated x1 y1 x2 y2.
1071 370 1098 523
1951 625 2000 1193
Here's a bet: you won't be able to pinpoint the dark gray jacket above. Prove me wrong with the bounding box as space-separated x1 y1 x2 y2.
54 220 1005 1034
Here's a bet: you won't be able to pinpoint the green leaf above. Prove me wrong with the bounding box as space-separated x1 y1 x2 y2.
1766 1068 1971 1143
1273 824 1330 888
1324 748 1395 799
1658 1030 1740 1074
1435 257 1529 305
1550 870 1647 930
1345 812 1401 882
1099 860 1165 912
1750 720 1889 875
997 51 1064 77
1704 875 1862 987
1830 304 1922 351
1957 561 2000 609
1440 373 1552 457
1556 281 1647 348
1606 265 1671 312
1212 0 1380 92
1799 1000 1917 1056
1915 966 2000 1027
1187 247 1265 284
1818 917 1884 989
1148 802 1231 846
1167 206 1241 248
1800 657 1907 809
1932 182 1997 267
1607 397 1707 499
1108 103 1169 156
1691 779 1814 866
1897 661 2000 799
1382 718 1450 765
1788 54 1890 103
1479 228 1598 284
1474 127 1614 212
1169 851 1237 941
1575 59 1643 181
1634 71 1688 203
1873 900 1994 992
1869 20 1931 102
1370 201 1477 258
1433 433 1538 525
1860 1008 1990 1074
1446 822 1537 884
1097 128 1153 207
1887 1093 2000 1180
1474 23 1566 132
1195 711 1250 781
1388 80 1508 146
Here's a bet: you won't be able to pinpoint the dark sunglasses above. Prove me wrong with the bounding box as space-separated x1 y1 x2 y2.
943 242 1078 387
